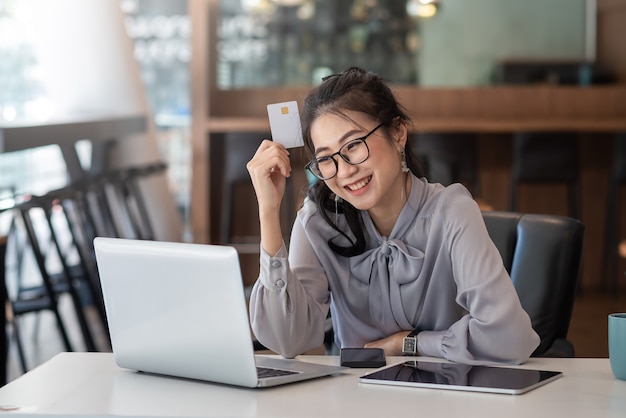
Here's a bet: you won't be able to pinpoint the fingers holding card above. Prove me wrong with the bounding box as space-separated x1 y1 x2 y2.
267 101 304 149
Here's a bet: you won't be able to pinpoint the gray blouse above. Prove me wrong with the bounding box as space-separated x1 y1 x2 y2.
249 176 540 364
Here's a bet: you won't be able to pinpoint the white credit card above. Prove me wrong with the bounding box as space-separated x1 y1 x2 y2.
267 101 304 149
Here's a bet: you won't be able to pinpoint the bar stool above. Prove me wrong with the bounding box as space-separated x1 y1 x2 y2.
5 195 78 372
100 162 167 241
44 186 109 333
602 133 626 294
72 176 123 240
0 234 8 386
409 133 480 197
509 132 581 220
117 162 167 240
5 186 122 372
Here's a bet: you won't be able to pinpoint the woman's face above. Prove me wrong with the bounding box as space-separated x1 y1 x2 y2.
310 110 407 215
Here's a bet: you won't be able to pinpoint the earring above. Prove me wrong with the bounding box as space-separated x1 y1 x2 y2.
401 150 410 173
334 193 340 224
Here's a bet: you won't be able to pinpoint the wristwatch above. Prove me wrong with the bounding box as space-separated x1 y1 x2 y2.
402 329 421 356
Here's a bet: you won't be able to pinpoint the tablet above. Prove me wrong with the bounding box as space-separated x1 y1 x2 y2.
359 360 562 395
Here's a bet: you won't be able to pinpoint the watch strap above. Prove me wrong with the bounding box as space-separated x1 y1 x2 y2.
407 329 421 338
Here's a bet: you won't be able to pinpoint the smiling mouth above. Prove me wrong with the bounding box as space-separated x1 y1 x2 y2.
345 176 372 192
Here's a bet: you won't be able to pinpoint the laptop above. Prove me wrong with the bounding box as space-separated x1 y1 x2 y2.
93 237 345 388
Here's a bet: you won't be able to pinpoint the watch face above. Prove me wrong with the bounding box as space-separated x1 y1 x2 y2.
403 337 417 354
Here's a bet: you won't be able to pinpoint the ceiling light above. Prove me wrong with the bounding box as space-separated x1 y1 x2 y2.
271 0 306 7
406 0 439 18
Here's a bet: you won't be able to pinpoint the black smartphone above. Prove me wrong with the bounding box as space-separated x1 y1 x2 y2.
340 348 386 368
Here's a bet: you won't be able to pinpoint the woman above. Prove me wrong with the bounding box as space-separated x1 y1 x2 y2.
246 67 539 364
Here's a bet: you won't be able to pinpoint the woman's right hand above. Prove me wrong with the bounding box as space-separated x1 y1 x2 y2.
246 140 292 255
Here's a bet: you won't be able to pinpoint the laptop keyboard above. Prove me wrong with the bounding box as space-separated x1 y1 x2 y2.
257 366 298 379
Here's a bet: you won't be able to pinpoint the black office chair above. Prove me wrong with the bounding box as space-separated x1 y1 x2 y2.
482 211 584 357
409 133 480 196
602 133 626 294
510 132 581 220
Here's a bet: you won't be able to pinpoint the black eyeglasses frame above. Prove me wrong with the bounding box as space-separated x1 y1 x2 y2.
305 122 385 181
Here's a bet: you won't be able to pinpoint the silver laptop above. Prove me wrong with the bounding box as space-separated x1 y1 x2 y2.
93 237 345 388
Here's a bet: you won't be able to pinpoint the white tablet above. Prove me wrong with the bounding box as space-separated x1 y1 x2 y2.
359 360 562 395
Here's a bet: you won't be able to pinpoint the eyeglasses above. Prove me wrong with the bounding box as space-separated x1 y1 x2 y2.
305 123 385 180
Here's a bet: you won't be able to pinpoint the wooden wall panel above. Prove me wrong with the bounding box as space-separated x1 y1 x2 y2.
189 0 211 243
597 0 626 83
480 88 552 119
551 87 626 118
213 87 310 117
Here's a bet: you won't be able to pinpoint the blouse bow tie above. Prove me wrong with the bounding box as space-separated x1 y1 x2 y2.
350 239 425 285
348 239 425 329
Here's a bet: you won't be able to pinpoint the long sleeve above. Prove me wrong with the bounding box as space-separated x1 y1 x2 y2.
249 216 331 358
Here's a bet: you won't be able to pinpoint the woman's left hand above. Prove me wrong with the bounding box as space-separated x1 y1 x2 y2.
364 331 410 356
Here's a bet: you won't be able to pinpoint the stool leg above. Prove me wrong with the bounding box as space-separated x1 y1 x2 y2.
602 180 619 295
125 175 156 240
509 178 518 212
0 236 8 385
60 200 108 324
17 208 73 353
90 183 122 238
42 205 97 351
568 181 582 221
112 178 143 239
10 317 29 373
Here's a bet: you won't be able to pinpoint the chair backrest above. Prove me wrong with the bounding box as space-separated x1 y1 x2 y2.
613 132 626 182
512 132 579 182
409 133 479 196
482 211 584 356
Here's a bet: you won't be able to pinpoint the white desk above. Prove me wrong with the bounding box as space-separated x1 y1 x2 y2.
0 353 623 418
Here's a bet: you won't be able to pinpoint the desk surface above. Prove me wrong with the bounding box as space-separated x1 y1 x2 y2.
0 353 624 418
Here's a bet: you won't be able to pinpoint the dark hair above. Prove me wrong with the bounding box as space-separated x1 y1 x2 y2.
301 67 424 257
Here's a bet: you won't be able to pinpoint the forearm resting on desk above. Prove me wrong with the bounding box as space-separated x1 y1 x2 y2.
365 331 410 356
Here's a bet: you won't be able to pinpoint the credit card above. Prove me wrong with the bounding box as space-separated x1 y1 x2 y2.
267 101 304 149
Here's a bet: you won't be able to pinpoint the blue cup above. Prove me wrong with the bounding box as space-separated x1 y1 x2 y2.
609 313 626 380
